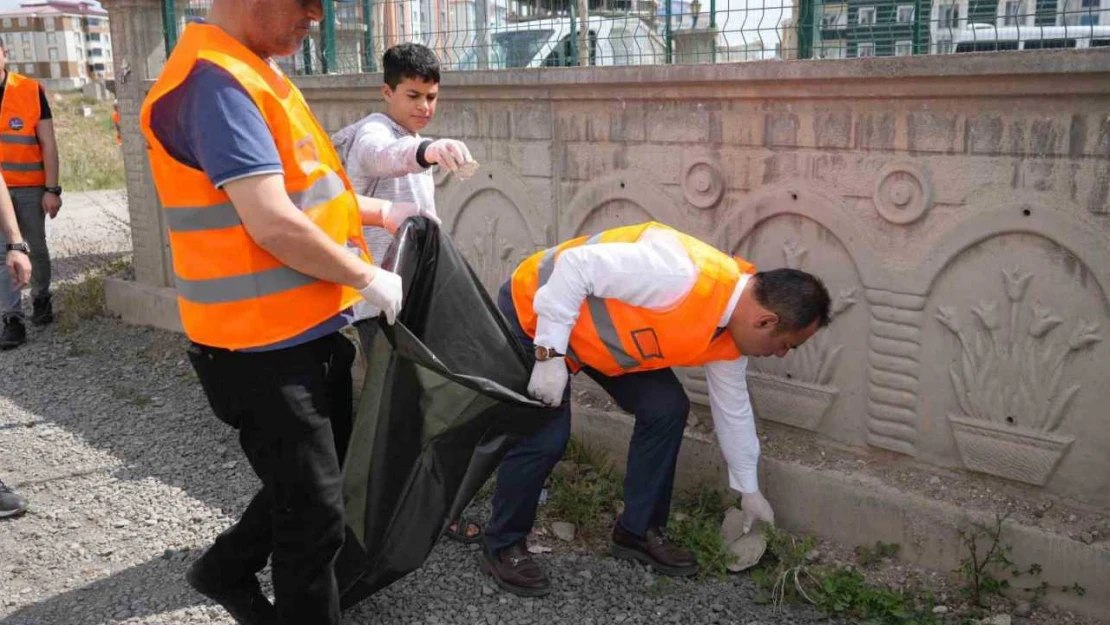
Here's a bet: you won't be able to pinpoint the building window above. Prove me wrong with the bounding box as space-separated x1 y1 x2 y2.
22 47 30 60
48 48 58 61
895 40 913 55
857 7 877 24
23 64 33 74
937 40 955 53
50 62 60 77
17 17 26 27
939 3 959 28
822 3 849 28
817 42 847 58
1002 0 1022 25
21 33 30 43
897 5 916 22
1 18 9 28
47 32 57 46
857 42 876 56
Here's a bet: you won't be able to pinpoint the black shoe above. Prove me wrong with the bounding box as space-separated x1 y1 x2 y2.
186 558 277 625
0 317 26 350
0 480 28 519
611 522 699 577
479 541 551 597
31 295 53 326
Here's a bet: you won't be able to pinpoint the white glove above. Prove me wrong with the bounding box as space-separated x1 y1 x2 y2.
359 269 403 325
381 201 441 234
527 358 569 407
425 138 473 174
740 490 775 534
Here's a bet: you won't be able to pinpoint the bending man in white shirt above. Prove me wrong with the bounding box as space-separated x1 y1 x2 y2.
479 221 831 598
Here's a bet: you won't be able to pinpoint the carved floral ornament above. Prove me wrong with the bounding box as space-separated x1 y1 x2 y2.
935 267 1102 486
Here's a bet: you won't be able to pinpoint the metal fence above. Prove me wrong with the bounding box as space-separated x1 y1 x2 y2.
161 0 1110 75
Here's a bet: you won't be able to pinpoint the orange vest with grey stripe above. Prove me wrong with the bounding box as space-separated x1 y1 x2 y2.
0 72 46 187
511 222 755 376
139 23 369 350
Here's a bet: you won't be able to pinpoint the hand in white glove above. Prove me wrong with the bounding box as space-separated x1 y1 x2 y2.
425 138 473 174
527 358 569 407
359 269 403 325
740 490 775 534
381 201 441 234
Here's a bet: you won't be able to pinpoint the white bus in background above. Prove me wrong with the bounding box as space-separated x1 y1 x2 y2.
954 23 1110 52
445 16 666 70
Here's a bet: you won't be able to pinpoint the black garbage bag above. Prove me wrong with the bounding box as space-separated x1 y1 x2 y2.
336 218 551 608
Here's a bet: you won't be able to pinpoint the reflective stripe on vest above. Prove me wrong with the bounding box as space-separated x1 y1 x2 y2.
534 233 639 370
0 72 45 187
140 22 369 350
163 170 347 233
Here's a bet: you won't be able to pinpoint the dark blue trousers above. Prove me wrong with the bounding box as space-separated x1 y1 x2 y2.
484 281 691 555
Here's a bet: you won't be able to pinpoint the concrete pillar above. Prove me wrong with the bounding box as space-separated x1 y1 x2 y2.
102 0 172 288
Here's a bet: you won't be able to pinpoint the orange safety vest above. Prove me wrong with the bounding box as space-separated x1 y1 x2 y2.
511 222 756 376
0 72 46 187
139 22 369 350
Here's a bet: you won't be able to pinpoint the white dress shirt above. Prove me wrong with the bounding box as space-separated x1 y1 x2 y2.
532 226 761 494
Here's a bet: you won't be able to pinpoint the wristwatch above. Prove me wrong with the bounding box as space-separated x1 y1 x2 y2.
45 186 62 196
534 345 564 361
6 242 30 254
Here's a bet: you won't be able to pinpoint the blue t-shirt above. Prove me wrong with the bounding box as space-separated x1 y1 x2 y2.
150 60 355 351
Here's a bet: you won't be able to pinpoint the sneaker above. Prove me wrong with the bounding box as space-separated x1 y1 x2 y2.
0 317 26 350
186 558 277 625
31 295 53 326
479 541 551 597
0 480 27 519
611 522 699 577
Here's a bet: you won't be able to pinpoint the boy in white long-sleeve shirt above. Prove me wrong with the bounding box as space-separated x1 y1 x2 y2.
332 42 480 543
479 222 831 597
333 42 472 264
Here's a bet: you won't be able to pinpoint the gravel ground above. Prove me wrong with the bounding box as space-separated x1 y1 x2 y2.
0 192 836 625
0 319 837 625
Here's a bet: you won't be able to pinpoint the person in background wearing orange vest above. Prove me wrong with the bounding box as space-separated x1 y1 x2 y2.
480 222 831 597
112 103 121 146
0 39 63 350
139 1 435 624
1 171 32 518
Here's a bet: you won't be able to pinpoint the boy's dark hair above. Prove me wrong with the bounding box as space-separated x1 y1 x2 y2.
751 268 832 332
383 43 441 89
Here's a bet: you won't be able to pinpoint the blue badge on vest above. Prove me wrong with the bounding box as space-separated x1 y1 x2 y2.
9 117 24 131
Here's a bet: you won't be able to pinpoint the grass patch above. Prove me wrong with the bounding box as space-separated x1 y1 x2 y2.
752 526 941 624
546 437 622 534
52 92 125 191
544 437 739 576
668 487 736 579
57 256 132 332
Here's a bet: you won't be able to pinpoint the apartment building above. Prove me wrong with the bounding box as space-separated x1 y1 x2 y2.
0 1 112 91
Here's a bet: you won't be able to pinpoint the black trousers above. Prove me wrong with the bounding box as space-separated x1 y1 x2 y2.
186 331 356 625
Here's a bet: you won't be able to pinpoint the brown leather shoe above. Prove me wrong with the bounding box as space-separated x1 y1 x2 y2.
479 541 551 597
611 523 699 577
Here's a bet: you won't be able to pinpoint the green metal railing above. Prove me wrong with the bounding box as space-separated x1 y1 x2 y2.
161 0 1110 75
